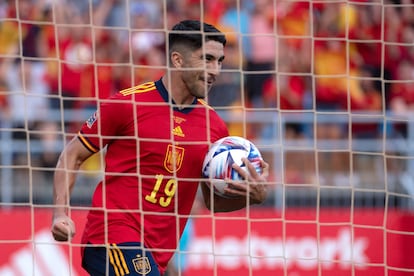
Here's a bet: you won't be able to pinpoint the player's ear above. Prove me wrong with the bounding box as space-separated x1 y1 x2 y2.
171 51 183 68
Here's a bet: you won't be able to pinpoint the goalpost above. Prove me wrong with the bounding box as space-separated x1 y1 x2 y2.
0 0 413 275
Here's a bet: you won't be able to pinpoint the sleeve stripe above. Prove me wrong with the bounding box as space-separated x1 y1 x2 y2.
77 131 99 153
119 82 155 96
197 99 214 109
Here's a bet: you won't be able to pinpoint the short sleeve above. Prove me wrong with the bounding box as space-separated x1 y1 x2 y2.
78 95 133 153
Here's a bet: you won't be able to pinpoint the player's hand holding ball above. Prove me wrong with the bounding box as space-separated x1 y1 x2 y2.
202 136 269 203
229 156 269 204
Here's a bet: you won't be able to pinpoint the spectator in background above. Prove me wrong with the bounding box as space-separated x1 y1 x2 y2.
179 0 203 22
45 0 117 112
351 67 383 139
353 2 414 98
262 73 308 139
113 1 165 89
400 0 414 24
204 0 228 26
94 0 128 28
350 4 383 78
217 0 277 140
218 0 250 55
243 0 276 108
314 39 365 110
383 3 406 82
276 1 313 73
127 1 166 86
0 0 60 167
262 1 313 139
313 2 365 111
388 60 414 138
93 32 118 101
384 5 414 80
45 3 94 111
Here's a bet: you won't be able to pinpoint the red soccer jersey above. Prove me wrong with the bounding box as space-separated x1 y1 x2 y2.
78 79 229 273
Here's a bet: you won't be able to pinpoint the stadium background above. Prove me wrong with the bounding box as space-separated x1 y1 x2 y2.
0 0 413 275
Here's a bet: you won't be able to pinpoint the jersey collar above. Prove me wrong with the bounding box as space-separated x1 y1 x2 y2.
155 78 198 114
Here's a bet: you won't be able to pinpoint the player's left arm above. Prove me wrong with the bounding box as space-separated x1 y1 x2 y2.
201 158 269 212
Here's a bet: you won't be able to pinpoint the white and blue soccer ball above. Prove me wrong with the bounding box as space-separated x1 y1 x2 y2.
202 136 263 197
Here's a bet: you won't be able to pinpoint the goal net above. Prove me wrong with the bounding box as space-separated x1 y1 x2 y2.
0 0 413 275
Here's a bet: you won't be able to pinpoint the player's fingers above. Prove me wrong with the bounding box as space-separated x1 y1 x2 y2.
260 160 270 178
227 181 247 191
230 162 249 181
52 231 68 241
52 218 76 241
223 183 247 198
240 157 260 178
52 226 69 241
52 224 70 240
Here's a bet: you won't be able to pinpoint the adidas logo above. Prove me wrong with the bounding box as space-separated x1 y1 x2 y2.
172 126 185 137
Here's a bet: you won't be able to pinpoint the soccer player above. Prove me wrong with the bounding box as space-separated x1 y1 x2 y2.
51 20 269 276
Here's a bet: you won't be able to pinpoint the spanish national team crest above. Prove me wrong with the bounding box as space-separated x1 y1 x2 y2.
132 255 151 275
164 144 185 173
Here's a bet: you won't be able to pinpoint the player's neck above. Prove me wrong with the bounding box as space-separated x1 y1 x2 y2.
161 75 196 108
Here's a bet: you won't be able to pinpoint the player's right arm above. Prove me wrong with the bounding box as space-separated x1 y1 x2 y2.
51 136 94 241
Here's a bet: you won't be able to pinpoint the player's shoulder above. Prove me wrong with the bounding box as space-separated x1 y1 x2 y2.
196 98 226 123
197 98 215 110
99 82 158 112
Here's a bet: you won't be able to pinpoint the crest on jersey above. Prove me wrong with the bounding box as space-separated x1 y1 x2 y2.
132 255 151 275
164 144 185 173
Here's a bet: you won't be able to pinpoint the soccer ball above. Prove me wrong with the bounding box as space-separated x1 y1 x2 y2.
202 136 263 197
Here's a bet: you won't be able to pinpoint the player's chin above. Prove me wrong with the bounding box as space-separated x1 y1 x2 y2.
199 80 213 94
205 81 213 89
194 88 208 99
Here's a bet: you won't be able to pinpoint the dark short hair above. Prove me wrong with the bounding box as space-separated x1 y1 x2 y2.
168 20 227 53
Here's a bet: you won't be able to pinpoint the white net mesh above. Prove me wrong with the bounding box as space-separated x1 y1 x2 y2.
0 0 413 275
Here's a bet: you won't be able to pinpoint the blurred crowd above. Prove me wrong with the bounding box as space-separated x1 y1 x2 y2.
0 0 413 186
